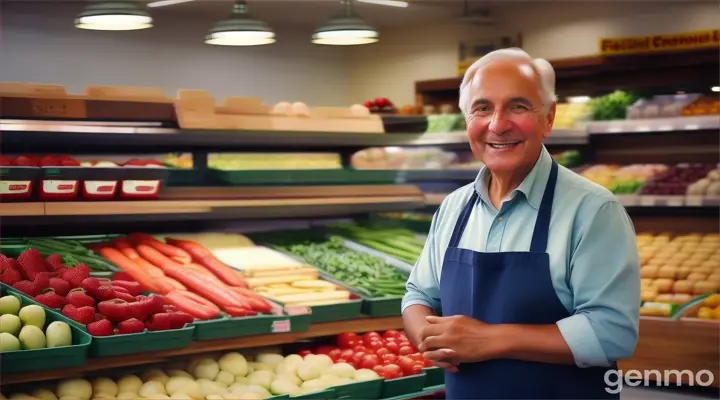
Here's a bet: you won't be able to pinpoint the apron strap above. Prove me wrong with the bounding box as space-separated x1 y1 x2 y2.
530 159 559 253
448 191 479 248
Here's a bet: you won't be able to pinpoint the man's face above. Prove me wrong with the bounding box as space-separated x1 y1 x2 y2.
464 59 555 176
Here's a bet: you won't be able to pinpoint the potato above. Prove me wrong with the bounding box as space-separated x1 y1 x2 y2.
687 272 708 282
707 274 720 284
681 259 701 268
640 266 658 279
672 294 692 305
676 266 693 279
654 294 675 303
694 266 714 275
641 287 658 302
672 280 693 294
651 278 674 293
640 278 653 287
657 266 677 279
694 281 719 295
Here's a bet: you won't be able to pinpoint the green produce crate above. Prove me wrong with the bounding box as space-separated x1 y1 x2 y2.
0 243 29 258
0 286 92 373
210 169 397 186
291 388 336 400
381 373 427 399
381 385 445 400
167 168 202 186
333 378 383 399
422 367 444 387
303 298 363 324
361 296 403 317
192 312 297 341
268 396 290 400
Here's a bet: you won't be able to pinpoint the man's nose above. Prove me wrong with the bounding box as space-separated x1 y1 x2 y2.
488 110 511 135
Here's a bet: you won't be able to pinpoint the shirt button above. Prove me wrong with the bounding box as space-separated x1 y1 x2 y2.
497 217 504 222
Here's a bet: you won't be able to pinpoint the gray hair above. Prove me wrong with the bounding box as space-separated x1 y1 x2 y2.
458 48 557 116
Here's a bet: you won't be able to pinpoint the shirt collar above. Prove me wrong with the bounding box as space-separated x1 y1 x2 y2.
473 145 552 211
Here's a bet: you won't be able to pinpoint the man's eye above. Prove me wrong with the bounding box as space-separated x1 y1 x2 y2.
510 104 529 113
474 105 492 114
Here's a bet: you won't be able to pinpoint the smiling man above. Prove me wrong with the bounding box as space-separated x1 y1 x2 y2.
401 48 641 399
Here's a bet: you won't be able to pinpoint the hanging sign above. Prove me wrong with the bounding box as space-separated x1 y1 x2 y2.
599 29 720 56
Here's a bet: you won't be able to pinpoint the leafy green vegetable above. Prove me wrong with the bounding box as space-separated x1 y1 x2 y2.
590 90 638 121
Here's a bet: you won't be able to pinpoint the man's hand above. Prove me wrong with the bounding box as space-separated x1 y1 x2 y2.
418 315 508 367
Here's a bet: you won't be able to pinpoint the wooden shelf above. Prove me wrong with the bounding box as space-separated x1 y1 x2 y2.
2 317 404 385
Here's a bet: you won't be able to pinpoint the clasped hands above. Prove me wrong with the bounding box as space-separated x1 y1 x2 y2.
418 315 507 373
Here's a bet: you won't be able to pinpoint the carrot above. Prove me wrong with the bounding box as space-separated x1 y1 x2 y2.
165 290 220 320
112 238 166 278
135 244 184 271
164 266 252 309
185 263 216 277
164 277 186 291
98 247 167 294
166 238 248 288
128 233 192 265
229 287 273 313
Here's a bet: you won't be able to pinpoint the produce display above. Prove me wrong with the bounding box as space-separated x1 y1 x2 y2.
629 93 720 119
6 238 120 272
693 293 720 320
327 222 424 265
637 233 720 317
254 231 408 299
551 150 582 169
590 90 637 121
208 153 342 171
553 101 591 128
0 296 73 351
0 155 165 168
363 97 396 114
686 166 720 196
581 164 668 194
640 164 716 196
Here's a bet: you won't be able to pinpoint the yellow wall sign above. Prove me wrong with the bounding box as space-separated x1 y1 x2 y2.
599 29 719 56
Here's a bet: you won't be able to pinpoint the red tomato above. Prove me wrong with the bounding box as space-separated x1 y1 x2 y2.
373 365 385 375
383 329 401 339
352 351 367 367
366 340 385 353
363 331 381 343
384 337 397 343
385 342 400 354
340 349 355 362
397 356 416 376
398 333 409 342
360 354 381 370
328 348 342 362
381 353 398 365
423 358 433 368
353 345 368 354
298 349 313 357
375 347 391 358
315 345 337 355
337 332 359 349
398 345 414 356
410 364 423 375
382 364 401 380
409 352 424 362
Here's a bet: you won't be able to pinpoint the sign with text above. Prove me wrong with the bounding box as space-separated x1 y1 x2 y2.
599 29 720 56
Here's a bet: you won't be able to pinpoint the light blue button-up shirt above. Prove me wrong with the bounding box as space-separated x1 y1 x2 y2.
402 146 641 368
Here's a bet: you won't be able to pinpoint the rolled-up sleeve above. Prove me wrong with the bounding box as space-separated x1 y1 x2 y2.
557 200 641 368
401 210 442 314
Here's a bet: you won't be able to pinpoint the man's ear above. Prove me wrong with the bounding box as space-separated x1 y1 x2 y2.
544 102 557 137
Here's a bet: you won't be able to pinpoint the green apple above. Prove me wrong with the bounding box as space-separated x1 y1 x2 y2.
18 304 46 328
18 325 46 349
0 332 21 351
46 321 72 348
0 295 21 316
0 314 22 336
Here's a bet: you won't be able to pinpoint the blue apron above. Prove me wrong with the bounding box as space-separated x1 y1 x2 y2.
439 159 618 399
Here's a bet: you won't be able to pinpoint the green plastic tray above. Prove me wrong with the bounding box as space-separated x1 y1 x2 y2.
192 312 295 341
0 243 30 258
268 396 290 400
291 388 336 400
0 286 92 373
333 378 383 399
167 168 202 186
361 296 403 317
381 384 445 400
210 169 397 186
421 367 444 387
381 373 427 399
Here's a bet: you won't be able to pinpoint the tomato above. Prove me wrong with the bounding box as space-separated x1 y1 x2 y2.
298 349 313 357
374 347 391 358
363 331 381 344
315 345 337 355
397 356 416 376
373 365 385 375
353 345 368 354
381 353 398 365
383 329 401 339
398 345 414 356
423 358 434 368
360 354 381 370
352 351 367 367
337 332 359 349
385 342 400 354
366 340 385 353
382 364 401 380
340 349 355 362
410 364 423 376
408 352 424 362
397 333 409 342
328 348 342 362
384 337 397 343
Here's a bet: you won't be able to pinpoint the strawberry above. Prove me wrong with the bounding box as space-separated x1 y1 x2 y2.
114 291 136 302
14 155 38 167
16 249 48 280
117 318 145 334
59 155 81 167
87 319 114 336
45 254 67 271
111 280 142 296
162 304 177 313
169 311 194 329
35 288 66 309
0 156 15 166
131 295 165 321
98 299 133 322
94 313 107 322
124 158 145 167
12 280 36 296
62 304 96 325
66 288 96 308
145 312 173 331
11 272 49 296
0 268 22 285
62 265 90 288
39 155 61 167
112 271 136 282
0 256 17 272
48 277 71 296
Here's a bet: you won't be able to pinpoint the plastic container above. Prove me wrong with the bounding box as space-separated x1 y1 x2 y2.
422 367 444 387
166 168 202 186
39 167 84 201
81 167 127 200
120 167 169 200
0 286 92 373
332 378 383 399
381 373 427 398
191 307 311 341
0 166 40 201
321 273 402 318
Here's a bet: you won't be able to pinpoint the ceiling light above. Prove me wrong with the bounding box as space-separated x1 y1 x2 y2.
712 86 720 93
75 1 152 31
205 1 275 46
147 0 194 8
312 0 378 46
357 0 409 7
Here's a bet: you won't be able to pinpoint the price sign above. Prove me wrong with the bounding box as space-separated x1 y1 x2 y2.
271 319 291 333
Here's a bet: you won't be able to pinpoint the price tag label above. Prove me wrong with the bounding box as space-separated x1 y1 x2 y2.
271 319 291 333
28 98 87 118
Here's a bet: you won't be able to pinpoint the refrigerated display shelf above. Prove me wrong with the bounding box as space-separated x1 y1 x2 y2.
424 193 720 208
587 115 720 135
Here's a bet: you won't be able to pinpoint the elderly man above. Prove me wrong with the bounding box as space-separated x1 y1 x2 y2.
401 48 640 399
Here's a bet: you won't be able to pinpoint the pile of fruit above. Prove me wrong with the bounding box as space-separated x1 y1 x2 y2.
686 166 720 196
637 233 720 315
13 237 119 272
298 329 431 380
640 164 716 196
363 97 396 114
0 295 72 352
80 158 166 168
0 154 81 167
581 164 667 195
693 294 720 320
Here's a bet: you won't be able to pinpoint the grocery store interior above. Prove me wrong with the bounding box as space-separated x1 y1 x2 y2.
0 0 719 399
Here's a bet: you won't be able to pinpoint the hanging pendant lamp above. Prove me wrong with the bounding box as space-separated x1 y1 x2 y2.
312 0 379 45
205 0 275 46
75 1 153 31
